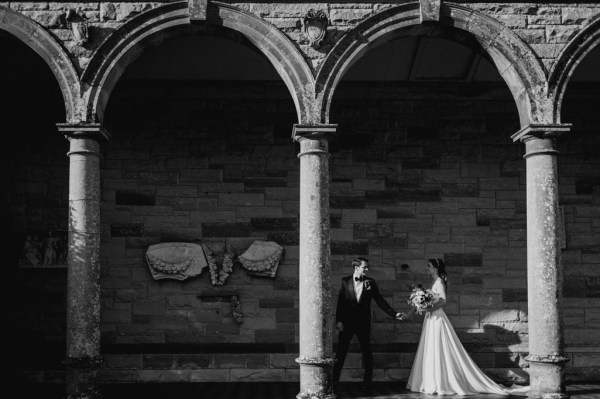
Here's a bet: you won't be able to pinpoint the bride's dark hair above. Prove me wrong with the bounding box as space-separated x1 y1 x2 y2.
428 258 448 286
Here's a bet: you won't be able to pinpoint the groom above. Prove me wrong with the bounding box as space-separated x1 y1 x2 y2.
333 257 403 390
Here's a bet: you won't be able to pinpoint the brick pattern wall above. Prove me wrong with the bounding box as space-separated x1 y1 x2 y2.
2 0 600 384
99 80 300 348
3 78 600 383
559 83 600 382
5 2 600 72
329 82 529 383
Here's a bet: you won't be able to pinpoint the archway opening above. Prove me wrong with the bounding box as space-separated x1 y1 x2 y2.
0 29 68 378
329 26 528 383
558 44 600 382
101 25 299 356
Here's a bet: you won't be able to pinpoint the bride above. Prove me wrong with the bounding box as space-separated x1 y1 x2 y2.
401 258 528 396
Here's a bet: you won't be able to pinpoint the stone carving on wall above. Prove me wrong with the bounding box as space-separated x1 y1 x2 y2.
100 3 117 21
302 9 328 49
145 242 207 281
145 239 284 282
67 9 89 45
231 295 243 324
49 8 89 44
419 0 441 23
20 229 68 268
238 240 284 278
202 241 235 286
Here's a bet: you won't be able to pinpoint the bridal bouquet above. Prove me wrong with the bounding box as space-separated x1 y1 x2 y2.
407 284 435 314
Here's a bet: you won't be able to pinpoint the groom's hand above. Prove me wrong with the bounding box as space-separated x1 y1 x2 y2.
336 322 344 332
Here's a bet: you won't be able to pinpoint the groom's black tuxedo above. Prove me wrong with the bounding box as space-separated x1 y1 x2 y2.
333 275 397 384
336 276 397 326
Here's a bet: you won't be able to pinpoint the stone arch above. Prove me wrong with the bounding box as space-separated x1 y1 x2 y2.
549 17 600 124
0 6 80 122
82 1 314 124
317 2 548 126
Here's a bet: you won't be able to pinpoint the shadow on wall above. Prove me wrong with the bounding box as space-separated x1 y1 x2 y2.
470 321 529 383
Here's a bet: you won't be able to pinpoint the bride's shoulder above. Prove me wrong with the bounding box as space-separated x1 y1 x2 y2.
433 278 445 290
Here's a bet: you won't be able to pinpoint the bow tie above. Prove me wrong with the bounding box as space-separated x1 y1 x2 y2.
354 276 364 282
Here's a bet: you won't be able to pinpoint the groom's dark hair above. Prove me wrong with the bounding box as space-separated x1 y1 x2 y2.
352 257 369 269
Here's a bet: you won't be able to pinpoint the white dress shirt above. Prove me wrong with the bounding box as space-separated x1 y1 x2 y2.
353 276 364 302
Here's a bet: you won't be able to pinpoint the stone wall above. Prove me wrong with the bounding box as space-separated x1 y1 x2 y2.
4 2 600 73
2 0 600 385
6 77 597 383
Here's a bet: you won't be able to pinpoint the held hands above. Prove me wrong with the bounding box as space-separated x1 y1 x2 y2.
398 309 415 321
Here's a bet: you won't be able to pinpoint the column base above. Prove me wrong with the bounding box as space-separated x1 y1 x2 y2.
296 357 336 399
64 356 102 399
526 356 569 399
297 392 336 399
539 394 570 399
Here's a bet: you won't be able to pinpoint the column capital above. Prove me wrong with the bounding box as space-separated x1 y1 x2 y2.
57 123 111 142
511 123 571 143
292 124 337 142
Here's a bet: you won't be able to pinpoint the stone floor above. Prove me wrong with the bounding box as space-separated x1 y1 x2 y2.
10 382 600 399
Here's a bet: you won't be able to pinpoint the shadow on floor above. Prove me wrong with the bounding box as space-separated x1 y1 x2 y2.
6 382 600 399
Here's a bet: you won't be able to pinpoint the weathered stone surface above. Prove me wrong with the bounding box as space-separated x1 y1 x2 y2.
546 25 579 44
331 240 369 255
460 293 503 309
561 7 597 25
189 369 230 382
100 3 116 21
330 194 366 209
116 190 156 206
230 368 286 382
368 188 442 203
202 222 251 237
143 354 175 369
445 253 483 267
176 354 211 369
251 217 298 231
246 354 269 369
342 209 377 223
480 310 522 323
8 2 600 387
214 354 247 368
266 231 299 245
259 297 294 308
111 223 144 237
255 328 296 344
138 370 188 382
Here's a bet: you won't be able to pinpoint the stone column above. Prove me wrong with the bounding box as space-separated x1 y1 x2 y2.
57 123 110 399
293 124 337 399
512 124 570 399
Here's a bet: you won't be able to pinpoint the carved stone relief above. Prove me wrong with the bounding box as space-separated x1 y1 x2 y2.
20 229 68 268
145 242 207 281
302 9 328 49
238 240 284 278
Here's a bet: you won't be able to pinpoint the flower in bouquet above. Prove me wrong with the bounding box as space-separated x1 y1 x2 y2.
407 284 435 314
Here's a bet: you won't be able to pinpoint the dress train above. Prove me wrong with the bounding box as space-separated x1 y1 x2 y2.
407 279 528 396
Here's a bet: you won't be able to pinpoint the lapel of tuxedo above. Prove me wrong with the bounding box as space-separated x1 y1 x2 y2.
348 276 358 303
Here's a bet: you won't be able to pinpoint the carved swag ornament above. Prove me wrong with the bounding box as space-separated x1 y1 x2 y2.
202 241 235 286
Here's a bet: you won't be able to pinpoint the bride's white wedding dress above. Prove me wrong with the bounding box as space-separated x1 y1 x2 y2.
407 278 528 396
